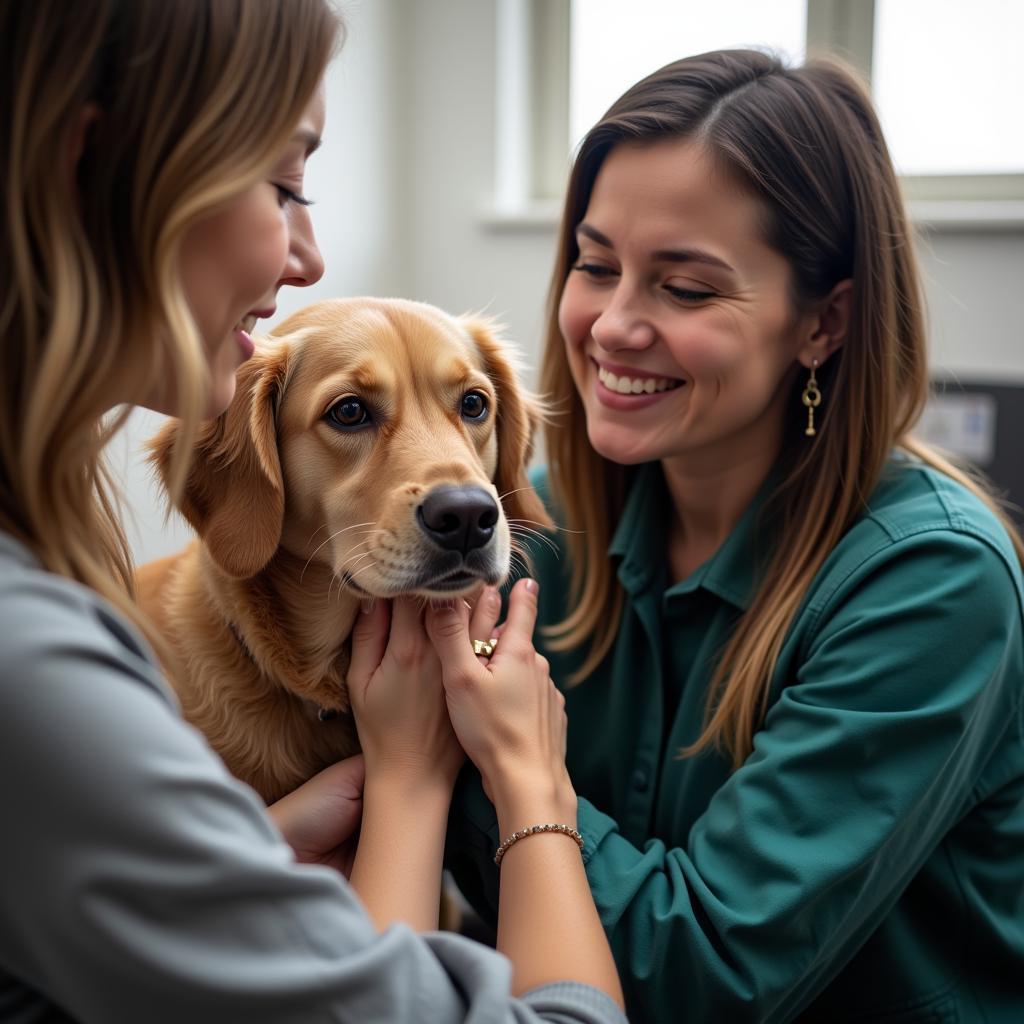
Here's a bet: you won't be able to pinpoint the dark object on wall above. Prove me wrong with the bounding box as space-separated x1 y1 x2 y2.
920 378 1024 526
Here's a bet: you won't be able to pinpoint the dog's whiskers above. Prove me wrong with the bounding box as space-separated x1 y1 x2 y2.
508 523 561 559
328 556 372 603
508 529 559 564
338 538 376 565
345 548 380 573
506 515 584 536
345 556 380 580
304 523 331 550
299 520 380 585
340 561 381 601
497 485 537 503
509 546 535 578
328 554 379 604
506 548 532 581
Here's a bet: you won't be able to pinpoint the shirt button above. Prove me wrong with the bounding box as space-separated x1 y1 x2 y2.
631 768 649 792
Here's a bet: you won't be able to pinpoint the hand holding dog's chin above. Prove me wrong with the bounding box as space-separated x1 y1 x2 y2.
348 596 465 792
426 578 576 819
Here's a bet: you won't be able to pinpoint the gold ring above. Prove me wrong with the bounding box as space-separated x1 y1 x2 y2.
472 637 498 656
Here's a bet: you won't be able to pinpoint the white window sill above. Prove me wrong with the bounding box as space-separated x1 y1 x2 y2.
480 200 564 232
481 199 1024 233
907 200 1024 231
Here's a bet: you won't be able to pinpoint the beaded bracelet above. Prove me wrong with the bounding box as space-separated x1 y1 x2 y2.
493 823 584 867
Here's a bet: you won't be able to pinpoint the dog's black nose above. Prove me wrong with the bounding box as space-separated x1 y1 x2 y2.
418 486 499 554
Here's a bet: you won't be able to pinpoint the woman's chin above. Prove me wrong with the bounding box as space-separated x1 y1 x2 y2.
204 376 237 419
586 426 659 467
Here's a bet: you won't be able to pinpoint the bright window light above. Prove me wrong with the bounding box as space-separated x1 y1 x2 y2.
872 0 1024 176
569 0 807 151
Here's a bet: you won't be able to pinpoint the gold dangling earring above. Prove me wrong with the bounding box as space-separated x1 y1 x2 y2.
802 359 822 437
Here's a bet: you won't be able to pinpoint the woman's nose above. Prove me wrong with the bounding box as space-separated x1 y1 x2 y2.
590 286 655 351
279 205 325 289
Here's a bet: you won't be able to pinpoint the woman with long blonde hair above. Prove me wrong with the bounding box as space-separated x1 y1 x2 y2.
0 2 625 1020
447 49 1024 1022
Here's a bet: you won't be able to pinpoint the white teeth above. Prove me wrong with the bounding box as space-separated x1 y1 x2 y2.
598 365 682 395
235 314 258 334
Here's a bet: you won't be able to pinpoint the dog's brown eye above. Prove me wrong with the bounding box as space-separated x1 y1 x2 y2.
461 391 488 420
326 396 371 430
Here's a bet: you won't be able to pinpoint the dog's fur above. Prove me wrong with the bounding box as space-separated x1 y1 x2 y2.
137 297 550 803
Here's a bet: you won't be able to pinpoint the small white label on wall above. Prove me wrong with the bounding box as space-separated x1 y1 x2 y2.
917 392 997 466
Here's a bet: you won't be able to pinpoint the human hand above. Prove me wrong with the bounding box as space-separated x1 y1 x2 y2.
426 579 575 826
347 597 465 789
267 755 365 876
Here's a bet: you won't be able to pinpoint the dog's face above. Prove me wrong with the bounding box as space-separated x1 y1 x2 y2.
151 297 551 597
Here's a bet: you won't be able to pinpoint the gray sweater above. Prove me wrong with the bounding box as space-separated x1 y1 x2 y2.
0 533 627 1024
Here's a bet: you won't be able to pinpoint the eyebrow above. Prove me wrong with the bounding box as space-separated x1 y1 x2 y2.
576 222 735 273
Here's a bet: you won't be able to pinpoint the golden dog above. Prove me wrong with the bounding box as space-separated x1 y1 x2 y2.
137 297 550 804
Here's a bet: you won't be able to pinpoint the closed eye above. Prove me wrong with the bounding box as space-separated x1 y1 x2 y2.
572 262 617 280
275 184 314 207
664 284 715 302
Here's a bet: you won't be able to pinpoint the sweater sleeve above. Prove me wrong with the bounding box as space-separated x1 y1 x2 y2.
0 552 626 1024
450 528 1024 1022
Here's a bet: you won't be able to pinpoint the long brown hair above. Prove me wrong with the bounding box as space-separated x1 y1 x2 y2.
540 49 1024 767
1 0 340 642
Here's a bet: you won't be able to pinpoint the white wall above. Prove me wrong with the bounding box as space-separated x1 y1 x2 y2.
402 0 557 352
116 0 1024 565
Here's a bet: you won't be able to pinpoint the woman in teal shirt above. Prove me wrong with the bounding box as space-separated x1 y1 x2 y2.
446 49 1024 1022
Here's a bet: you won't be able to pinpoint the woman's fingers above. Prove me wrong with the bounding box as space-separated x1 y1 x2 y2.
489 578 538 661
349 595 464 786
267 754 366 868
467 586 502 661
347 599 391 697
311 753 366 799
427 578 538 679
425 597 481 687
386 595 433 670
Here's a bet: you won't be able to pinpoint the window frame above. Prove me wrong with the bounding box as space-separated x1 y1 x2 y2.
487 0 1024 230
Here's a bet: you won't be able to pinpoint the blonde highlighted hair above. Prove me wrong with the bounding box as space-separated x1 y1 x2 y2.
1 0 339 642
540 50 1024 768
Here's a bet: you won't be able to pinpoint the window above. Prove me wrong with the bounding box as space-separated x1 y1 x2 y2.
872 0 1024 198
570 0 806 151
569 0 806 149
490 0 1024 221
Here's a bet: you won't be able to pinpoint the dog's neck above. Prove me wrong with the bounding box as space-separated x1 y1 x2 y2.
204 545 361 716
263 547 359 659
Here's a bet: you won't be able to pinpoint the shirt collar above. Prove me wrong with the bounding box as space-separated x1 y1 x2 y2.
609 462 776 610
609 463 667 595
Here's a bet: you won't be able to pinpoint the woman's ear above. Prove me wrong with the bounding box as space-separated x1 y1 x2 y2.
799 279 852 368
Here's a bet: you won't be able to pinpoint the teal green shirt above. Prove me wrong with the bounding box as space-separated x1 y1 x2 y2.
449 459 1024 1023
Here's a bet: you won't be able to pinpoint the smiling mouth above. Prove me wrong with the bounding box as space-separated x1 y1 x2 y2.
596 364 684 395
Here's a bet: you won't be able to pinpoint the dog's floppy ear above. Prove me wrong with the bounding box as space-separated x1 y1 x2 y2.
148 344 290 578
461 316 553 531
